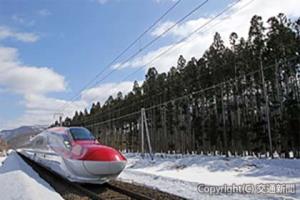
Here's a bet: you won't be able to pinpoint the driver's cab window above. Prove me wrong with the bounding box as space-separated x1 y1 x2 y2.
48 132 71 151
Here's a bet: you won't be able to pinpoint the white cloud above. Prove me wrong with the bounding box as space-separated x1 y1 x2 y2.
81 81 137 103
0 46 69 130
24 94 85 114
151 21 176 37
0 47 65 94
0 46 141 130
0 80 139 130
0 26 39 42
151 18 211 38
114 0 300 73
3 0 300 130
3 94 87 129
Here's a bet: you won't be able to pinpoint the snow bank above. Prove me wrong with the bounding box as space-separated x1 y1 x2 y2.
0 150 63 200
119 153 300 200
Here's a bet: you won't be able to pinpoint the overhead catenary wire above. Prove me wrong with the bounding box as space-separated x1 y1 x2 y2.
79 0 247 115
61 1 180 110
84 55 300 127
58 0 255 126
57 0 182 116
91 0 209 86
120 0 253 82
60 0 209 114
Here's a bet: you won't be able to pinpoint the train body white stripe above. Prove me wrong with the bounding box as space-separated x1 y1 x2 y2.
18 148 126 184
17 127 127 184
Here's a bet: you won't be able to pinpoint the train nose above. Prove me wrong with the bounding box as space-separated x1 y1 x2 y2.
82 146 126 162
81 145 126 176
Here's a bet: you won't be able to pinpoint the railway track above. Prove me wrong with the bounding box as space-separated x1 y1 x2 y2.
18 153 185 200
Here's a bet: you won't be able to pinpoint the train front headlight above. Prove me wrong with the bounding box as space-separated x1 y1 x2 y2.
64 140 72 150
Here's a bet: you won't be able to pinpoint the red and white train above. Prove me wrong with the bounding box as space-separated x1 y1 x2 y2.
18 127 127 184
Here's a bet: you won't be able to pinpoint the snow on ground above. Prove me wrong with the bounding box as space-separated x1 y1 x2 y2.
0 150 63 200
118 153 300 200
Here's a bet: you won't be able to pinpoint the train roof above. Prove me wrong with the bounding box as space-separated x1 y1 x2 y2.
47 127 68 134
47 126 89 135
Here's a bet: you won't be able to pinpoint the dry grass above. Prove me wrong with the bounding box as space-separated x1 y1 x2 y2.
0 139 9 156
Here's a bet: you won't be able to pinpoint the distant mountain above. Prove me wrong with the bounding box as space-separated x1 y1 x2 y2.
0 125 47 148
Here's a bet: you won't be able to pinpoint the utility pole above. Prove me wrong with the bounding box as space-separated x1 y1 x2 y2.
260 54 273 158
141 108 153 160
141 108 144 156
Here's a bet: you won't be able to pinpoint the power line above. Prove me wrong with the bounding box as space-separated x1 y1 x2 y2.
75 0 182 96
71 50 299 126
58 0 254 126
60 0 182 111
89 0 209 87
84 55 300 127
122 0 251 81
60 0 209 113
86 110 140 127
79 0 245 112
58 0 182 108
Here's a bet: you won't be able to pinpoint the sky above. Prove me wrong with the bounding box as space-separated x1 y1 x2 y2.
0 0 299 130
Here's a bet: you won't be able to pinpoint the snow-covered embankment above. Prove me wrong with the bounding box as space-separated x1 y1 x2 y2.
119 153 300 200
0 150 63 200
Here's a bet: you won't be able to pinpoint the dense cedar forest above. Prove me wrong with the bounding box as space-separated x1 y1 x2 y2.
55 13 300 157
